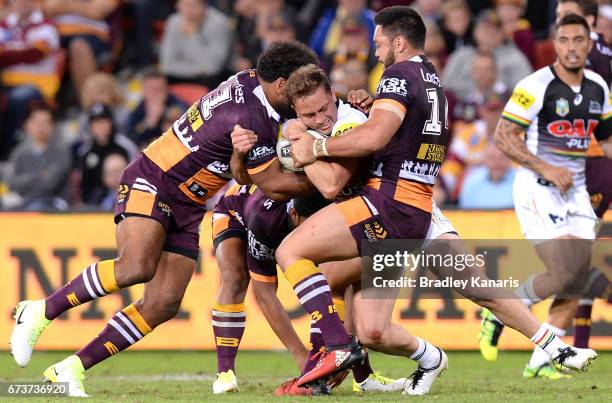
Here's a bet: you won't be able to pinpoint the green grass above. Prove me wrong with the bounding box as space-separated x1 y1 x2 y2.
0 351 609 402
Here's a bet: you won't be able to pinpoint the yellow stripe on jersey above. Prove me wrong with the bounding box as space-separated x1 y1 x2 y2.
603 110 612 120
502 111 531 127
551 149 587 157
125 190 155 216
144 129 192 172
246 157 277 175
371 99 406 121
249 271 278 283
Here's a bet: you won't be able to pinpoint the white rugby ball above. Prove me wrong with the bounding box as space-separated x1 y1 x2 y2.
277 129 327 172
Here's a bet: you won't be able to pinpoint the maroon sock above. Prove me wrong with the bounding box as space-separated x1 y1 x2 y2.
76 304 152 370
573 302 592 348
352 353 374 383
212 303 246 373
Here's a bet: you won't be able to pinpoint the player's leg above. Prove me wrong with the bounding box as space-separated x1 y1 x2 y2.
275 201 366 385
251 279 308 370
10 216 166 367
43 250 194 397
211 216 249 394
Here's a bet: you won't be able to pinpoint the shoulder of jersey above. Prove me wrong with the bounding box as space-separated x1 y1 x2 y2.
331 100 367 137
516 66 555 90
584 69 609 92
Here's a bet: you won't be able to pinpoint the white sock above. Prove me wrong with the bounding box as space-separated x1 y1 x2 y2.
410 337 440 369
529 324 568 365
514 275 542 307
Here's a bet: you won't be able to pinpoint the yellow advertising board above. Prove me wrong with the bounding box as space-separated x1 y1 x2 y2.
0 210 610 350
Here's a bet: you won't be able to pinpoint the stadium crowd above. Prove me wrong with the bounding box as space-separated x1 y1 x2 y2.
0 0 610 211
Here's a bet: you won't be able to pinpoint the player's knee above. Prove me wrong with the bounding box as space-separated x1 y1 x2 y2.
275 246 298 272
116 254 158 285
220 267 249 297
356 322 386 347
69 38 92 56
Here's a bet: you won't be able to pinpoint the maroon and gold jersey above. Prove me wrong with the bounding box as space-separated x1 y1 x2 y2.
143 70 281 206
368 55 450 213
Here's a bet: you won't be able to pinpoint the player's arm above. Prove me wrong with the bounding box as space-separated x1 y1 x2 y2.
232 125 314 202
229 125 255 185
494 119 573 192
303 157 357 199
291 107 402 166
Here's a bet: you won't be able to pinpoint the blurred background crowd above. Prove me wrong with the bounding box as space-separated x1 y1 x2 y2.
0 0 610 211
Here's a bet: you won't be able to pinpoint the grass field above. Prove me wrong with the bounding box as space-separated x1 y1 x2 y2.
0 350 609 402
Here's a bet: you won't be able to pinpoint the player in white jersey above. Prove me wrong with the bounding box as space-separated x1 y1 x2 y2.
479 14 608 378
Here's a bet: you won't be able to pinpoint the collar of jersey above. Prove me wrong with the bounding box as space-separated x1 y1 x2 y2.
253 85 281 122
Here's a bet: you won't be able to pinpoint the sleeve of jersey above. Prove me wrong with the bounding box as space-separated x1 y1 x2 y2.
501 82 539 128
244 124 279 175
371 67 409 121
595 86 611 141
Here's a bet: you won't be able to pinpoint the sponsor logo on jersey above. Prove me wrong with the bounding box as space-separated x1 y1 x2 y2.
589 100 603 114
420 69 442 87
332 122 359 137
116 184 129 204
363 220 388 240
187 181 208 199
377 77 408 97
234 83 245 104
510 88 535 110
187 104 203 131
207 161 232 178
547 119 599 138
416 143 446 163
399 160 440 183
573 93 583 106
247 230 275 260
556 98 569 117
248 146 275 160
156 201 172 217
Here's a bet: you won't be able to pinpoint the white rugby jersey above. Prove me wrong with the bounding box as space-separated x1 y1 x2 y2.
502 66 611 188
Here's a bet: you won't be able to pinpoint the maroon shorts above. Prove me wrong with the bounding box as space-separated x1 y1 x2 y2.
586 156 612 219
114 155 205 261
335 186 431 254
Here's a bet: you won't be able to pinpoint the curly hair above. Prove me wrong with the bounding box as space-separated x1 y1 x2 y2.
256 40 319 83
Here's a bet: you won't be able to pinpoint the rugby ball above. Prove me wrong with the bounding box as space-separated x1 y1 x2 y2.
277 129 327 172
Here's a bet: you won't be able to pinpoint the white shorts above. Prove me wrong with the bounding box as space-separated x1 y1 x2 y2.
424 201 458 246
513 170 597 241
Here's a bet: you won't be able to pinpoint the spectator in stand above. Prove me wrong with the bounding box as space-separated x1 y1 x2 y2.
74 72 127 141
411 0 444 21
76 103 137 205
127 0 175 69
443 9 531 100
256 9 297 50
452 51 509 123
439 99 504 203
127 68 187 149
3 103 71 210
308 0 375 58
440 0 474 54
98 152 127 210
459 143 516 209
599 4 612 44
43 0 121 103
424 18 448 69
0 0 59 159
330 58 369 101
159 0 233 88
494 0 536 67
324 17 377 74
